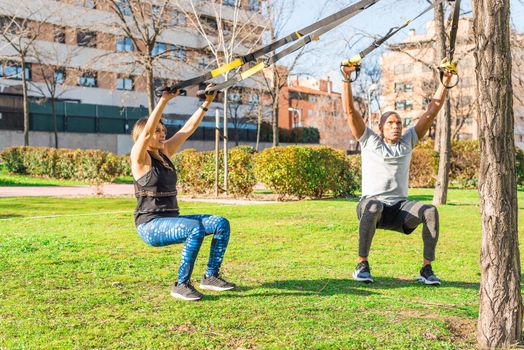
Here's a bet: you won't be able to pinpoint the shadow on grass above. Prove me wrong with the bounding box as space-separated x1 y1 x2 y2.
259 277 479 293
0 214 24 219
203 277 478 301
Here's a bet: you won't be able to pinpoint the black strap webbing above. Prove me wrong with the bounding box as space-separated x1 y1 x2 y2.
440 0 461 88
200 0 380 95
156 0 380 96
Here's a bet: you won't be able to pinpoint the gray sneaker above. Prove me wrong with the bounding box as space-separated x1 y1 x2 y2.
352 261 374 283
200 275 236 291
416 264 441 285
170 282 204 301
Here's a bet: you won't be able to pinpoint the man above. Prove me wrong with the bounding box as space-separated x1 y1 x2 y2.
341 63 453 285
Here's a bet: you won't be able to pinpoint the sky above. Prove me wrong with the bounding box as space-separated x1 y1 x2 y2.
275 0 524 91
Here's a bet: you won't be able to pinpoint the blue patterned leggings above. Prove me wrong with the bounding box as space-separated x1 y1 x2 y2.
137 215 231 284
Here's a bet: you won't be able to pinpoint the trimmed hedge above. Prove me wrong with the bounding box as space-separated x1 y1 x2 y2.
3 141 523 196
0 146 130 183
173 146 257 196
410 139 524 188
255 146 359 199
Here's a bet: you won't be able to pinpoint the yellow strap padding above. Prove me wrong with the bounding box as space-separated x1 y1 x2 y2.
240 62 265 80
341 54 362 66
439 61 459 75
211 58 243 78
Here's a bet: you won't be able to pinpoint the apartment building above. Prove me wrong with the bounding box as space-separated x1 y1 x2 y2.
381 17 524 149
0 0 271 153
279 75 358 152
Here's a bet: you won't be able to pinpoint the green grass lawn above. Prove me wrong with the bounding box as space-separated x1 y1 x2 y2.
0 189 523 349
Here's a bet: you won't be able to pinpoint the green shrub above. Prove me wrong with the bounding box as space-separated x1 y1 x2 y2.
228 146 257 196
0 146 26 174
0 146 127 184
173 146 256 196
449 140 480 188
255 145 359 199
516 148 524 186
410 139 439 187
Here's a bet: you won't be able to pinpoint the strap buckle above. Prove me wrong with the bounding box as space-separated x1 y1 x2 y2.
438 61 460 89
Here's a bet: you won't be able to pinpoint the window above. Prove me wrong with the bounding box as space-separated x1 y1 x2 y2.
172 46 186 60
248 0 260 11
117 77 133 90
197 57 208 69
404 83 413 92
249 94 259 105
54 70 65 84
54 27 65 44
307 109 313 118
202 16 218 30
152 42 167 57
116 37 133 52
1 63 30 80
405 99 413 110
223 0 237 6
77 31 97 47
393 63 412 75
403 118 413 127
117 0 132 16
152 5 161 17
395 100 406 110
171 11 186 26
79 73 97 87
395 82 413 92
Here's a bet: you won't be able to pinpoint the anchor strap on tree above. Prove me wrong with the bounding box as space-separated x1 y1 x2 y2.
155 0 381 97
438 0 461 88
340 0 449 82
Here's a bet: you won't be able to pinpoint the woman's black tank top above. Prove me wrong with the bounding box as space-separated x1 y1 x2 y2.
134 151 180 226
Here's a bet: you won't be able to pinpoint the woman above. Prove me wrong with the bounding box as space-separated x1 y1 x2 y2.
131 89 235 301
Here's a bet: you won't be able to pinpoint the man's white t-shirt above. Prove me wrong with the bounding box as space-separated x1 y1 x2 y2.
358 127 419 205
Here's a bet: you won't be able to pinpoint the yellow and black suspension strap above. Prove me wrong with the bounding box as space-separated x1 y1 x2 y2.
439 0 461 88
157 0 382 97
198 0 381 96
340 0 447 83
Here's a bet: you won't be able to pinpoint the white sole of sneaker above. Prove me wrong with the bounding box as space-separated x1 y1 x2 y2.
416 276 441 285
199 284 235 291
170 291 202 301
352 271 373 283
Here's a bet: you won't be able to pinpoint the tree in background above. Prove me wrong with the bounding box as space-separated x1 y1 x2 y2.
0 4 46 146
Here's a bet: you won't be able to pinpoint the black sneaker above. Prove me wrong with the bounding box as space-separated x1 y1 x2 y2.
200 274 236 291
417 264 441 285
170 282 204 301
352 261 374 283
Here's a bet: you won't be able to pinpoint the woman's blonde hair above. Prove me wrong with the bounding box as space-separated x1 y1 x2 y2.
131 117 173 170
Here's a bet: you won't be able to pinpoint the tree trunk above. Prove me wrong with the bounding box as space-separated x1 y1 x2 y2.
51 99 58 148
256 108 262 151
21 55 29 146
473 1 523 348
432 2 451 205
272 67 280 146
223 88 229 194
146 60 155 114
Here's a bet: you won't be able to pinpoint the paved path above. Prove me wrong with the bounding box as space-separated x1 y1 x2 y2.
0 184 278 205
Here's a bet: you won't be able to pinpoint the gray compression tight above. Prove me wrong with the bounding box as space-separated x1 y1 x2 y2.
357 198 439 261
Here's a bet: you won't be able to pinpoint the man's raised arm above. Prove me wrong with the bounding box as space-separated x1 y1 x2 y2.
342 65 366 140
